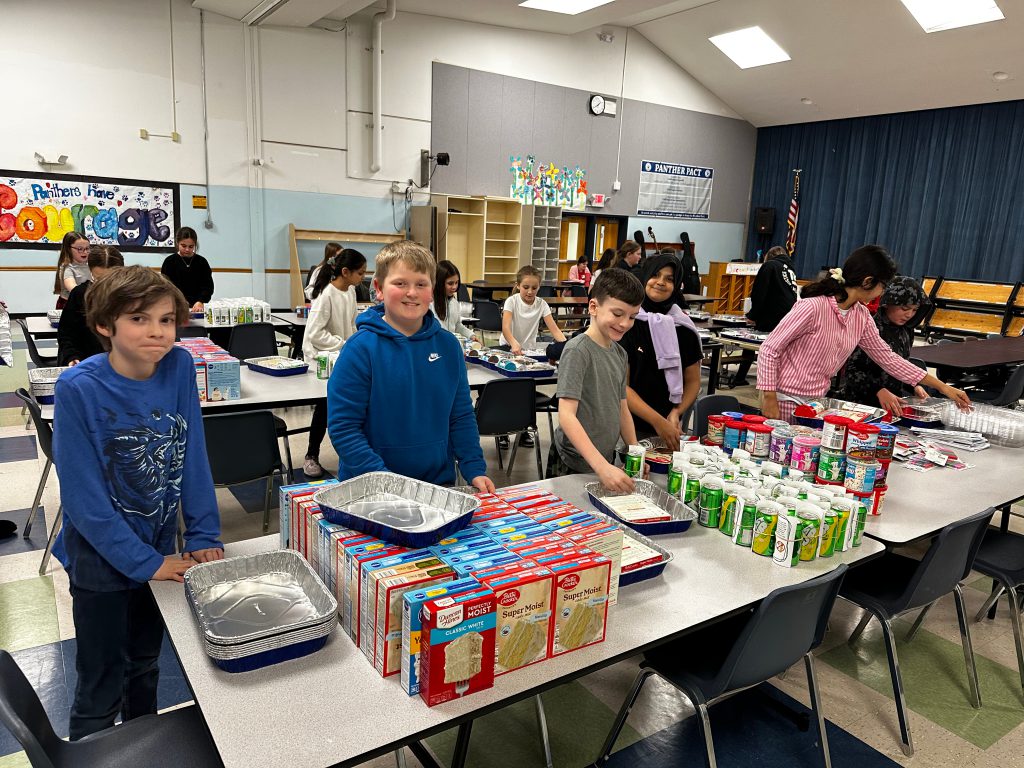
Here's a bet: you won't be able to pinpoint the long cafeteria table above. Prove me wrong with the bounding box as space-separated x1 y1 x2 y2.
151 473 885 768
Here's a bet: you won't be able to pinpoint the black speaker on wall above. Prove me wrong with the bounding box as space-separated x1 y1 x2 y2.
754 207 775 235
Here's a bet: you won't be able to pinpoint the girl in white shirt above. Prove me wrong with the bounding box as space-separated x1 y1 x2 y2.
301 248 367 478
502 265 566 355
431 260 476 340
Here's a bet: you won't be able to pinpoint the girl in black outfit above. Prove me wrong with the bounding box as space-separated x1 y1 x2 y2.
618 254 704 451
160 226 214 313
57 245 125 366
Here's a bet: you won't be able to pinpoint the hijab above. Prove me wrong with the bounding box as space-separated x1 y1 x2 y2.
639 254 682 314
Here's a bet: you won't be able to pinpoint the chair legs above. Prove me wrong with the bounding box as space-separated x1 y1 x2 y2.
39 505 63 576
875 614 914 756
952 584 982 709
976 585 1005 622
263 474 274 533
594 668 656 766
23 458 52 538
533 428 543 479
692 699 717 768
804 653 833 768
848 610 873 645
1004 586 1024 692
534 694 553 768
493 436 504 471
506 433 521 478
280 436 295 484
905 600 936 642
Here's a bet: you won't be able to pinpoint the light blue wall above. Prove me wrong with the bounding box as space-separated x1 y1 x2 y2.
626 217 747 272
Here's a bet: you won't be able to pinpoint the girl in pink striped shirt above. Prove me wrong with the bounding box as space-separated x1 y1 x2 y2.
757 246 970 422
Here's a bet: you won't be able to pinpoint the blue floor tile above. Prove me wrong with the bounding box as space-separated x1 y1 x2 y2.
0 507 48 555
604 683 900 768
0 435 39 463
0 392 22 409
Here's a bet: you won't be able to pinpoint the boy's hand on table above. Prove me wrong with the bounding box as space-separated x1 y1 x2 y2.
153 555 194 583
470 475 496 493
186 548 225 563
597 463 635 494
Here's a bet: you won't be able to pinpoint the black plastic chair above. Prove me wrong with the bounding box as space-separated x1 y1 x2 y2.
203 411 286 532
595 565 848 768
475 379 542 478
471 300 503 333
568 284 589 298
0 650 221 768
691 394 741 437
15 318 58 368
457 284 470 302
971 515 1024 692
538 285 556 298
176 325 209 341
969 364 1024 407
840 508 993 756
14 389 62 576
535 392 558 444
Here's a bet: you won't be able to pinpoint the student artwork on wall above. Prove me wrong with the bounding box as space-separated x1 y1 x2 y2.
0 169 180 252
509 155 587 210
637 159 714 220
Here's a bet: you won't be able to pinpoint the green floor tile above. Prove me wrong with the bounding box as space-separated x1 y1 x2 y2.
0 350 29 392
0 577 59 653
820 618 1024 749
425 681 642 768
0 408 29 427
0 752 31 768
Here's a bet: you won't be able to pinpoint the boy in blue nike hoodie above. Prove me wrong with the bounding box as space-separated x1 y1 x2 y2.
328 241 495 492
51 266 223 740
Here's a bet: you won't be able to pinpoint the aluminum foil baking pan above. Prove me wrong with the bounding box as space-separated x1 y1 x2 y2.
185 550 337 646
201 619 335 658
314 472 480 547
586 479 697 536
585 509 673 586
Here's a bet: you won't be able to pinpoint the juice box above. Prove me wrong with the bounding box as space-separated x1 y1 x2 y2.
419 587 497 707
548 553 611 657
480 566 554 675
402 578 481 695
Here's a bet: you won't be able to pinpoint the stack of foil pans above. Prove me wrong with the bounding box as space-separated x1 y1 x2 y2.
185 550 337 673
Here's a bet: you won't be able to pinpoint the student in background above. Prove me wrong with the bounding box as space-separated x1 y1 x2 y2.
830 275 931 415
548 269 647 491
305 241 343 302
52 265 222 740
592 247 616 282
301 248 367 478
502 265 566 355
57 245 125 366
568 254 592 286
160 226 213 314
757 245 970 422
327 241 495 492
53 232 92 309
678 232 702 296
618 254 704 451
431 260 477 339
730 245 798 386
610 240 643 278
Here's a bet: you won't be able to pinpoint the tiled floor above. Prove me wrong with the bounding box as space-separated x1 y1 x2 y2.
1 326 1023 767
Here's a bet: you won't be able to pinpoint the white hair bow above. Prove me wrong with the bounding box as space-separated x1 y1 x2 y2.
828 267 845 285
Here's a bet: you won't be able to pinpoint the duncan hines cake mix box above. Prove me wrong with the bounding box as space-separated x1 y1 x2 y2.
401 577 480 696
548 552 611 657
419 587 496 707
480 565 553 676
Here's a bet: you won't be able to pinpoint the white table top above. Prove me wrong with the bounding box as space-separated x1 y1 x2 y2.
272 312 307 328
24 315 58 338
865 442 1024 544
152 474 882 768
466 365 557 389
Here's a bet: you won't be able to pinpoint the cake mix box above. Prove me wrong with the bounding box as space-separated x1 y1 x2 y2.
360 550 438 656
429 531 494 558
480 565 553 676
485 524 549 547
318 522 361 594
510 539 578 562
419 587 497 707
402 577 481 696
301 503 324 566
278 479 339 549
542 511 603 534
343 541 405 642
556 521 624 606
372 560 456 677
471 559 538 583
452 552 522 578
548 552 612 657
506 533 568 553
334 535 376 610
522 502 584 526
202 354 241 401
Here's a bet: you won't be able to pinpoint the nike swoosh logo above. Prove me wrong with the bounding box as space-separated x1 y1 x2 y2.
428 353 440 362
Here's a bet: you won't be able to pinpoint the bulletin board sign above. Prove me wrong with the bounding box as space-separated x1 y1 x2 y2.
637 160 714 220
0 169 180 252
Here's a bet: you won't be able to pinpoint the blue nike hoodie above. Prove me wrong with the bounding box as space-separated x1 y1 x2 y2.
327 304 488 485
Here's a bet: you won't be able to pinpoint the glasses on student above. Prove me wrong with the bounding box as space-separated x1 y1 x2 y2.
72 246 90 253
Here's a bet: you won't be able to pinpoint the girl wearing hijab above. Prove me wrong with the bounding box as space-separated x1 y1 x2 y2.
618 253 704 451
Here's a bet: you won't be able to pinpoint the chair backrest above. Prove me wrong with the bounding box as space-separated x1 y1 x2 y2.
0 650 62 768
203 411 283 486
472 301 503 332
711 565 848 698
569 285 589 298
457 284 470 302
896 508 995 611
176 325 209 341
15 319 57 368
476 378 537 435
988 364 1024 407
14 389 54 462
692 394 741 437
538 286 556 298
227 322 277 361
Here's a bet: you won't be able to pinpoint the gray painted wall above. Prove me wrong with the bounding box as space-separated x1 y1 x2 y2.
430 62 757 224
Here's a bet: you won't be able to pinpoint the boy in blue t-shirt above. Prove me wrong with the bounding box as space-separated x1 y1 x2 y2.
52 265 223 740
327 241 495 493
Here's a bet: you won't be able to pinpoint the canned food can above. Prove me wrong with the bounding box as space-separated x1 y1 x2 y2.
699 477 725 528
797 511 821 562
768 427 794 464
763 419 789 429
752 500 782 556
742 414 767 424
667 452 686 496
852 498 868 546
773 513 806 567
816 448 846 484
846 423 880 457
706 414 728 445
746 424 773 459
830 500 853 551
721 411 745 421
719 485 742 535
844 456 880 494
624 445 645 477
684 476 702 505
876 424 899 459
734 495 758 547
875 458 891 488
872 484 888 515
723 421 746 455
818 512 838 557
790 435 821 473
316 352 330 379
821 415 853 451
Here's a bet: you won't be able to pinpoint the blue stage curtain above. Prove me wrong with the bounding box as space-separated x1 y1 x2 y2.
749 100 1024 282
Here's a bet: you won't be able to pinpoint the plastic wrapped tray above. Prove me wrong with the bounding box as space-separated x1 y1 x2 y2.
938 400 1024 448
792 397 887 428
245 356 309 376
710 314 751 326
47 309 62 327
585 509 673 586
313 472 480 547
494 362 557 379
586 479 697 536
614 437 677 474
28 367 69 405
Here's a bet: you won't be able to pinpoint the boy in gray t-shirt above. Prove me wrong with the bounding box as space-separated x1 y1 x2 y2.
549 270 646 492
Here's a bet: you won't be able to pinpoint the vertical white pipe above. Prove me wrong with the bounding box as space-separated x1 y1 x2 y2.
370 0 397 173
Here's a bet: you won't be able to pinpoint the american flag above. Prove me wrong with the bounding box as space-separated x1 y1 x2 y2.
785 170 801 256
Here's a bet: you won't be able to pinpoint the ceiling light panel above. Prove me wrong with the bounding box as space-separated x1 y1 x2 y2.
519 0 616 16
900 0 1004 33
708 26 791 69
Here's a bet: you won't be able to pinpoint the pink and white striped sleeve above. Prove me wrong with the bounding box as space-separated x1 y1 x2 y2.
756 299 819 391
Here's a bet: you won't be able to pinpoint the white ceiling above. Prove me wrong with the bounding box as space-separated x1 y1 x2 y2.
194 0 1024 126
